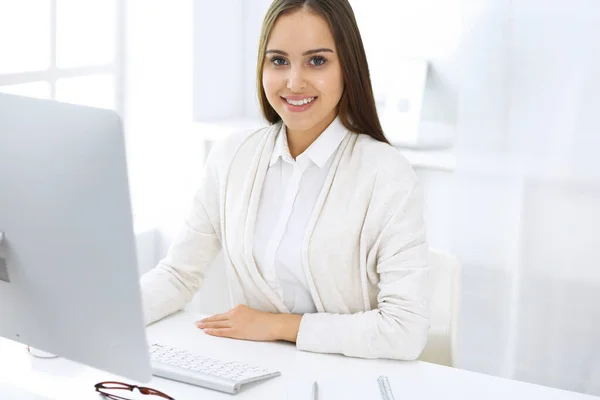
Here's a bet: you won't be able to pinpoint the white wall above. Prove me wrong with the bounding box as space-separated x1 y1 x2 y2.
125 0 196 239
451 0 600 393
192 1 245 120
192 0 272 122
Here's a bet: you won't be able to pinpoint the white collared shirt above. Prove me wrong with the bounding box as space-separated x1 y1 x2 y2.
253 117 348 314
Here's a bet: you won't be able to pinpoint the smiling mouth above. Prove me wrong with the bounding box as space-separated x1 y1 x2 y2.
281 96 317 106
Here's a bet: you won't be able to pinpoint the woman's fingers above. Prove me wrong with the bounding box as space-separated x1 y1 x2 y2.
198 312 229 323
196 320 231 329
203 328 234 338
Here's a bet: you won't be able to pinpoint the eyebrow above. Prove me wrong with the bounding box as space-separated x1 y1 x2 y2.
265 48 334 56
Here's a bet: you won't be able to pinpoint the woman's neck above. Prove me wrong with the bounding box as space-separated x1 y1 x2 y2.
286 111 337 159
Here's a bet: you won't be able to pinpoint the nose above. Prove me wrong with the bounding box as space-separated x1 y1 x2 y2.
286 66 307 92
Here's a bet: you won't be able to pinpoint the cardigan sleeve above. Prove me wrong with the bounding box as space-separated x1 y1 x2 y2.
139 148 223 326
295 182 430 360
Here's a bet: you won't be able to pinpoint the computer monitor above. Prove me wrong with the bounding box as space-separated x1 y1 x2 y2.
0 93 152 383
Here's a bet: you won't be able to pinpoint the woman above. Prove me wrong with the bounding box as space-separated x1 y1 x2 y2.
141 0 430 361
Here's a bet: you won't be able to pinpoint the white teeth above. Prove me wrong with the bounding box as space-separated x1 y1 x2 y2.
285 97 315 106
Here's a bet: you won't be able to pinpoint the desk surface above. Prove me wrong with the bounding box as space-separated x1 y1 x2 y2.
0 311 597 400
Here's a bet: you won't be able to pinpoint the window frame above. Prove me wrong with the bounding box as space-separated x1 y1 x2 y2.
0 0 126 118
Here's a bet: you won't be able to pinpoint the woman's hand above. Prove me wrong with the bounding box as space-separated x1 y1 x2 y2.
195 305 302 342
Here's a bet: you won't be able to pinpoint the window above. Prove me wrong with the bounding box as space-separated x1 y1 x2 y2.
0 0 125 114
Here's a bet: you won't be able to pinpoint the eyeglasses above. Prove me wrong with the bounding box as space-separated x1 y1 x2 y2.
95 381 175 400
26 345 59 359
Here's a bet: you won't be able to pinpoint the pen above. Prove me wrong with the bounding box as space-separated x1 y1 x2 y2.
312 380 318 400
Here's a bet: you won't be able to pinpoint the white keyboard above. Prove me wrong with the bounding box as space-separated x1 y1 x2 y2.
149 343 281 395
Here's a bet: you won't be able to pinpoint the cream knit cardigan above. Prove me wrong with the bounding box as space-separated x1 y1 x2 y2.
140 121 431 361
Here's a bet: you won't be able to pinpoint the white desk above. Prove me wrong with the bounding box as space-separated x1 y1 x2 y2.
0 310 597 400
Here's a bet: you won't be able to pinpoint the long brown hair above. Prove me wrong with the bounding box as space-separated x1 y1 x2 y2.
256 0 390 144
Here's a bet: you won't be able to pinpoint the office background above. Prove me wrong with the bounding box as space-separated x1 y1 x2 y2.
1 0 599 396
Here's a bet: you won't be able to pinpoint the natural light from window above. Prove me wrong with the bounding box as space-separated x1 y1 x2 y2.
0 0 121 112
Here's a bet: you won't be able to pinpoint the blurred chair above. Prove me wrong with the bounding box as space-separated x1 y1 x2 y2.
418 249 461 367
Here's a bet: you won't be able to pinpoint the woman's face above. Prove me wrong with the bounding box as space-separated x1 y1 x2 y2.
262 9 344 134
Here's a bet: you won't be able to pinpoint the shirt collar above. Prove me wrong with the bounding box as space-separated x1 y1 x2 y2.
270 116 348 169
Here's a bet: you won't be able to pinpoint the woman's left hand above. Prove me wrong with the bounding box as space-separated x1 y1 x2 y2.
196 305 301 342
